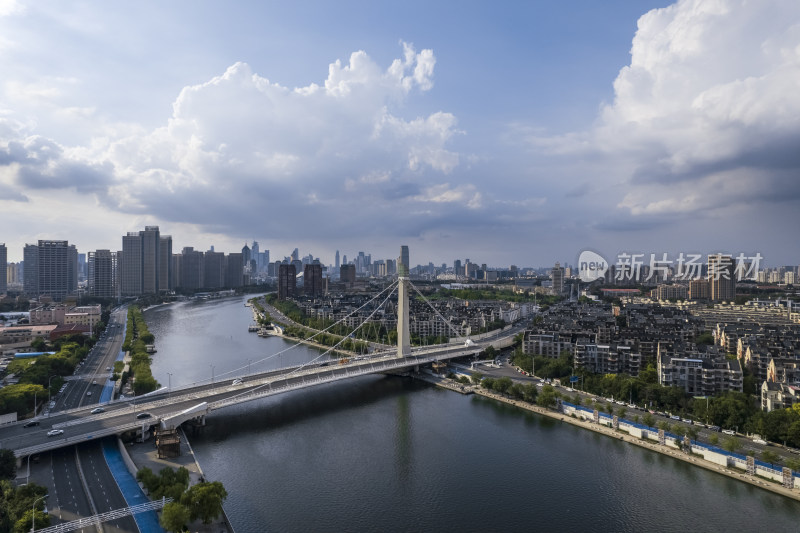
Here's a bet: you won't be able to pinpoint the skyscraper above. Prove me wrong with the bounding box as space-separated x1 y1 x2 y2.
159 235 173 292
251 241 259 270
88 250 116 298
23 240 76 301
304 262 323 297
551 262 564 295
120 226 170 295
335 250 340 270
399 245 410 277
0 243 6 295
23 244 39 296
278 263 296 300
708 254 735 302
120 232 143 296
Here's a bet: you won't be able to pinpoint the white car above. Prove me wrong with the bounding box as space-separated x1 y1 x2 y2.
722 429 736 435
47 429 64 437
91 407 105 414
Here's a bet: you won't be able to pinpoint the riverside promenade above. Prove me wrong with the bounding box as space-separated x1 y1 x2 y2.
422 373 800 503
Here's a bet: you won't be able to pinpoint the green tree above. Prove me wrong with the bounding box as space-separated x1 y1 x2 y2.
760 450 781 466
686 427 699 442
643 413 655 428
537 385 557 408
14 508 50 533
618 407 627 420
709 433 720 446
161 502 191 532
785 457 800 473
493 377 513 396
0 449 16 480
471 372 483 386
181 481 228 525
722 437 741 454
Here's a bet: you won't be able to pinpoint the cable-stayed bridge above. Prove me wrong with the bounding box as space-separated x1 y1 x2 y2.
1 277 525 458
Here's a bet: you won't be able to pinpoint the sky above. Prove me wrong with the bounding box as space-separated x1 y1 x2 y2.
1 0 799 269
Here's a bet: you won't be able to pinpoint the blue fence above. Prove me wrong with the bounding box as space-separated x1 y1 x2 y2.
560 401 799 479
101 437 164 532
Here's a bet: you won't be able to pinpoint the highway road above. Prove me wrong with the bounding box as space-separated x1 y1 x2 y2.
25 306 137 532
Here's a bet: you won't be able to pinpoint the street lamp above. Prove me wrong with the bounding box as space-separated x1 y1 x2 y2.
167 373 172 399
210 365 215 387
32 390 37 418
31 493 48 532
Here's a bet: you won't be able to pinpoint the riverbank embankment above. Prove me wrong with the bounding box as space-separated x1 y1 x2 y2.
413 373 800 503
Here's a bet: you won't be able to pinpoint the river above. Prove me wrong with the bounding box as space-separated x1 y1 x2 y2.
145 295 800 532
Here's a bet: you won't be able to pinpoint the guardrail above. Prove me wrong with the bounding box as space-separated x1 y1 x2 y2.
35 498 172 533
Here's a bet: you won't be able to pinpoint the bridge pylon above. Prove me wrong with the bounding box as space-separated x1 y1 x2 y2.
397 276 411 357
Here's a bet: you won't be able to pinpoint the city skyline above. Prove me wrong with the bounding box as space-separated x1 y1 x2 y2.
1 1 799 266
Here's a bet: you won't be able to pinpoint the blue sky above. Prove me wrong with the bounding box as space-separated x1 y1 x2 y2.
1 0 798 269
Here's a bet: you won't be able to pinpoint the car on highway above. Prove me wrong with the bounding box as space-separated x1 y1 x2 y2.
136 412 151 419
722 429 736 435
91 407 105 414
86 391 92 396
106 367 112 371
231 378 243 385
753 438 768 445
23 420 40 428
47 429 64 437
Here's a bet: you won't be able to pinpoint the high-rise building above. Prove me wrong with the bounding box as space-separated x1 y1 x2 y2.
551 262 564 295
88 250 116 298
340 264 356 284
204 251 225 289
454 259 462 277
23 240 75 301
120 232 142 296
159 235 173 292
335 250 340 270
242 243 251 265
141 226 160 294
251 241 259 270
291 248 299 262
179 247 204 290
304 262 323 297
225 253 244 288
23 244 39 296
688 279 710 300
120 226 170 295
0 243 6 295
278 263 296 300
708 254 735 302
398 245 410 277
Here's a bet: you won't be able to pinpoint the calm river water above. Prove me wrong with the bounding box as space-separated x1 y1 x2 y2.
145 296 800 532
